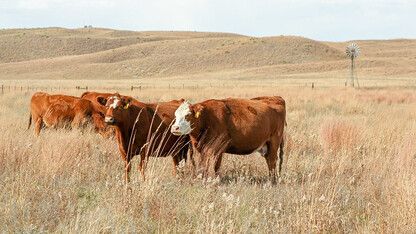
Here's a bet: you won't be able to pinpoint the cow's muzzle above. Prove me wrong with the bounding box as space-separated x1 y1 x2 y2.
171 126 182 136
104 116 116 125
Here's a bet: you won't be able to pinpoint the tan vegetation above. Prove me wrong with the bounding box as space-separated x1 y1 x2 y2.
1 27 415 85
0 86 415 232
0 27 415 232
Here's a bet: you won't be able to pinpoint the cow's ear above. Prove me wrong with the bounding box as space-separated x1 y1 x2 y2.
192 104 204 118
97 97 107 106
123 98 132 109
81 91 90 98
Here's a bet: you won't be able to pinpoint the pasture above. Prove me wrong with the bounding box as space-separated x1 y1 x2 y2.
0 84 415 232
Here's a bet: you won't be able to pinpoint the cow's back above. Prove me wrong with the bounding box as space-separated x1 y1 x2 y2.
146 100 183 126
200 98 281 154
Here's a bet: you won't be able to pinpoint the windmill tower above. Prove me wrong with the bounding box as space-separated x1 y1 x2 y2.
345 43 360 88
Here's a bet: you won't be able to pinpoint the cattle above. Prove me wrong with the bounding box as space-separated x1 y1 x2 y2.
171 96 286 183
28 92 110 137
103 94 191 183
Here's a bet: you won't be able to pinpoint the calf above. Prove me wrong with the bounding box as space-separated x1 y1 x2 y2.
171 97 286 183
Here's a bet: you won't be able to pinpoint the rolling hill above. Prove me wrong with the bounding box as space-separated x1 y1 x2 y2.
0 27 415 81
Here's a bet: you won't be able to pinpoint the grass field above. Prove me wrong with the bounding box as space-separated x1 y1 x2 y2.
0 85 415 232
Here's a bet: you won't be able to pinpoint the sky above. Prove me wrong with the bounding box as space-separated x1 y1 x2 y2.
0 0 415 42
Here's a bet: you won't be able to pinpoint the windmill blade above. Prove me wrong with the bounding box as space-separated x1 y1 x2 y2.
346 44 360 58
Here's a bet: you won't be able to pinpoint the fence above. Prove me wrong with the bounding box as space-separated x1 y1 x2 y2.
1 82 364 94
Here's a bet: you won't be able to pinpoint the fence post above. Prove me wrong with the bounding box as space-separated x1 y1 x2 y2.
1 84 3 94
86 86 88 90
131 86 133 91
312 82 314 89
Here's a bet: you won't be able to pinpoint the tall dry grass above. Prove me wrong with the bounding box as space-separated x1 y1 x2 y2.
0 86 415 232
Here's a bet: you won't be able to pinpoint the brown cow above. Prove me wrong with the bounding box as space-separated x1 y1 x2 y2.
103 94 191 183
171 97 286 183
28 92 110 137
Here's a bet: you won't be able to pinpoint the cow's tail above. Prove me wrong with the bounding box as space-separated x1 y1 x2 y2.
28 111 32 129
279 138 284 174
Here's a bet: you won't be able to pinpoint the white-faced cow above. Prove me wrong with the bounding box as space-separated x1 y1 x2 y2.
171 96 286 183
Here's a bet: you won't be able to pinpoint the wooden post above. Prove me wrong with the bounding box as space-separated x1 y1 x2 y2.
86 86 88 90
1 84 3 94
131 86 133 91
312 82 314 89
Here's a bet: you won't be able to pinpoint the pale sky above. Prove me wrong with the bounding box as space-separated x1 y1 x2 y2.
0 0 415 41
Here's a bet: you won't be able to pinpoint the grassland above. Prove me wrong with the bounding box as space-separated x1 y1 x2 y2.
1 27 415 84
0 85 415 232
0 27 415 232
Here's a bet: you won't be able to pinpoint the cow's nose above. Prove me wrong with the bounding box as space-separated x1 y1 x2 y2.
105 116 115 124
172 126 180 132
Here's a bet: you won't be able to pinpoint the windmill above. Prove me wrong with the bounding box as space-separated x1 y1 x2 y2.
345 43 360 88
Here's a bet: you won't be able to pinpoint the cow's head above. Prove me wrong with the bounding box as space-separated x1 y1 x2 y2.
104 94 131 125
171 101 203 136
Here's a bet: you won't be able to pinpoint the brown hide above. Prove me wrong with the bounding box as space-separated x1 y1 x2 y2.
104 94 189 183
28 92 109 137
185 97 285 183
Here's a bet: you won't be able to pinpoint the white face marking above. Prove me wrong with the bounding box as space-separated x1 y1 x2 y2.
109 96 119 110
171 101 192 135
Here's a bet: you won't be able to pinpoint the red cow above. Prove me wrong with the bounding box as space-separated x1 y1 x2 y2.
28 92 109 137
171 97 286 183
103 94 191 183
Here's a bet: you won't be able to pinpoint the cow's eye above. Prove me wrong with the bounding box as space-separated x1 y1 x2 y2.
185 114 191 121
118 105 123 109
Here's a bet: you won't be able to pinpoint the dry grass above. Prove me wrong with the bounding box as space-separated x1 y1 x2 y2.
0 85 415 232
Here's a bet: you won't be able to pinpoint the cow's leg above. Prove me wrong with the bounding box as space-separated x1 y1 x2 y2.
125 160 132 183
120 150 132 184
28 112 32 130
264 140 279 184
34 117 42 138
172 155 181 177
214 153 224 177
71 114 84 129
138 155 146 181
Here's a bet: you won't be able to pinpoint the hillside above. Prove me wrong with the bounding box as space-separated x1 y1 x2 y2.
0 27 415 81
